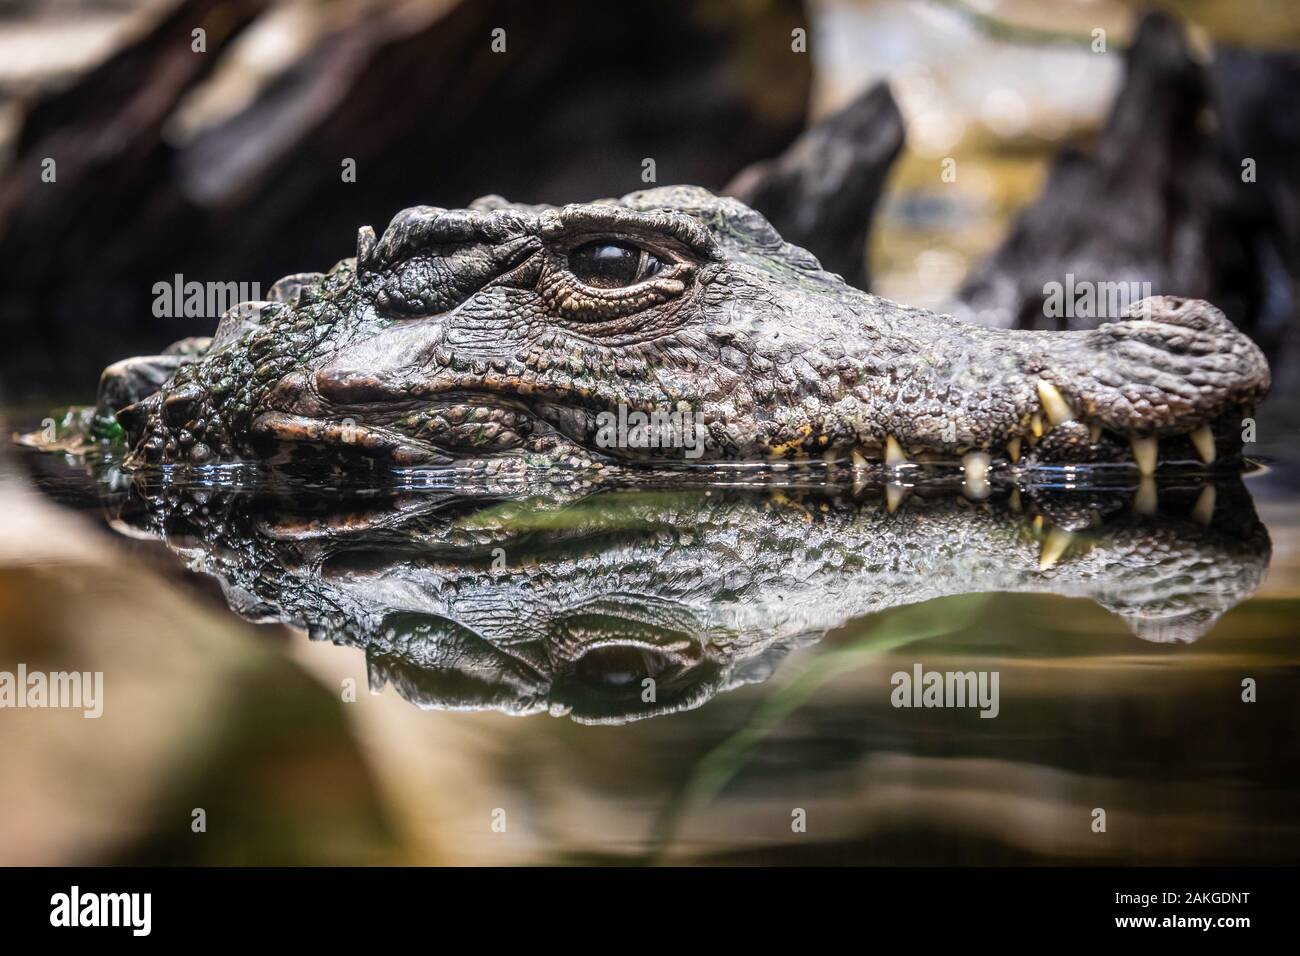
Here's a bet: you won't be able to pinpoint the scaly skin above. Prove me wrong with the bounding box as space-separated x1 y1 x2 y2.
111 481 1270 723
100 186 1271 478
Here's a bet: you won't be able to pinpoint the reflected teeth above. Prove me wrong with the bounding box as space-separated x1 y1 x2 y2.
885 482 907 513
1134 477 1158 516
1038 528 1073 572
1193 485 1216 525
885 435 908 467
1131 436 1158 476
1007 437 1021 463
1191 425 1216 465
1036 380 1076 426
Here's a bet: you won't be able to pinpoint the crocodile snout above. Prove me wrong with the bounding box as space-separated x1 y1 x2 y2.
1027 296 1270 471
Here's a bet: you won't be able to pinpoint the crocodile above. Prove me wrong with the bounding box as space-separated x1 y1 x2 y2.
107 479 1270 723
94 185 1271 481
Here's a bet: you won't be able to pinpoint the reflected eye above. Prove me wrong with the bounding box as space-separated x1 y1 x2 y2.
568 241 665 289
573 645 672 689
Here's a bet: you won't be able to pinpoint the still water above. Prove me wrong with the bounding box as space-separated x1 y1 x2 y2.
3 403 1298 865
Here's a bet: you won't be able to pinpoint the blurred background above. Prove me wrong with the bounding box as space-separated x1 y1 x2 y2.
2 0 1300 865
4 0 1300 400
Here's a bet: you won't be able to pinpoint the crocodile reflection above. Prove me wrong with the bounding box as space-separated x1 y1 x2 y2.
111 479 1270 723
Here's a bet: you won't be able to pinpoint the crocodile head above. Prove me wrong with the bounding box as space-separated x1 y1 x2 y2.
109 186 1270 477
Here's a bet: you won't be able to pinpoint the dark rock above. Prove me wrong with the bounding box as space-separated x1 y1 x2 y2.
726 82 904 290
1211 43 1300 379
956 9 1300 387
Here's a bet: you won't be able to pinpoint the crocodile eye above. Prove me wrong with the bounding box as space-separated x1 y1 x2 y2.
567 241 664 289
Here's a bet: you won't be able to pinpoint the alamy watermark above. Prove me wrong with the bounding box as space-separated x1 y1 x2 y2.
595 404 706 460
152 274 261 319
50 886 150 936
0 665 103 718
1043 274 1153 321
891 663 999 718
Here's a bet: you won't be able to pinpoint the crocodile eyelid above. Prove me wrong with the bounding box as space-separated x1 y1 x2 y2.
540 206 720 261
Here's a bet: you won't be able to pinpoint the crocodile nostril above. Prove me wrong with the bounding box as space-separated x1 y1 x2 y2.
162 385 204 426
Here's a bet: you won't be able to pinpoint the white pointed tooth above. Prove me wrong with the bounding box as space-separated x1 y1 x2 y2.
1009 487 1022 512
1192 485 1216 525
1007 436 1021 463
1089 423 1102 444
1036 380 1076 426
961 452 987 486
1030 414 1044 438
853 473 868 496
885 435 908 467
885 482 907 514
1131 436 1158 476
1038 528 1073 572
851 447 869 470
1190 425 1216 465
1134 477 1157 516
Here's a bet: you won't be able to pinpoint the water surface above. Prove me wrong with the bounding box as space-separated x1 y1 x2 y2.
5 417 1298 865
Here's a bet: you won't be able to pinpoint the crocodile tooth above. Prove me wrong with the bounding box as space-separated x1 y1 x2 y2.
1089 423 1102 444
962 451 991 499
850 447 869 470
1131 436 1158 476
852 473 868 496
1190 425 1216 465
1192 485 1216 525
1007 437 1021 463
1009 487 1022 512
1038 528 1073 572
885 482 907 513
1134 477 1158 516
1036 380 1076 426
885 436 907 467
1030 414 1044 438
962 450 991 481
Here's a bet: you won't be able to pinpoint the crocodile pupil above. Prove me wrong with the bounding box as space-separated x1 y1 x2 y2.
569 241 657 288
